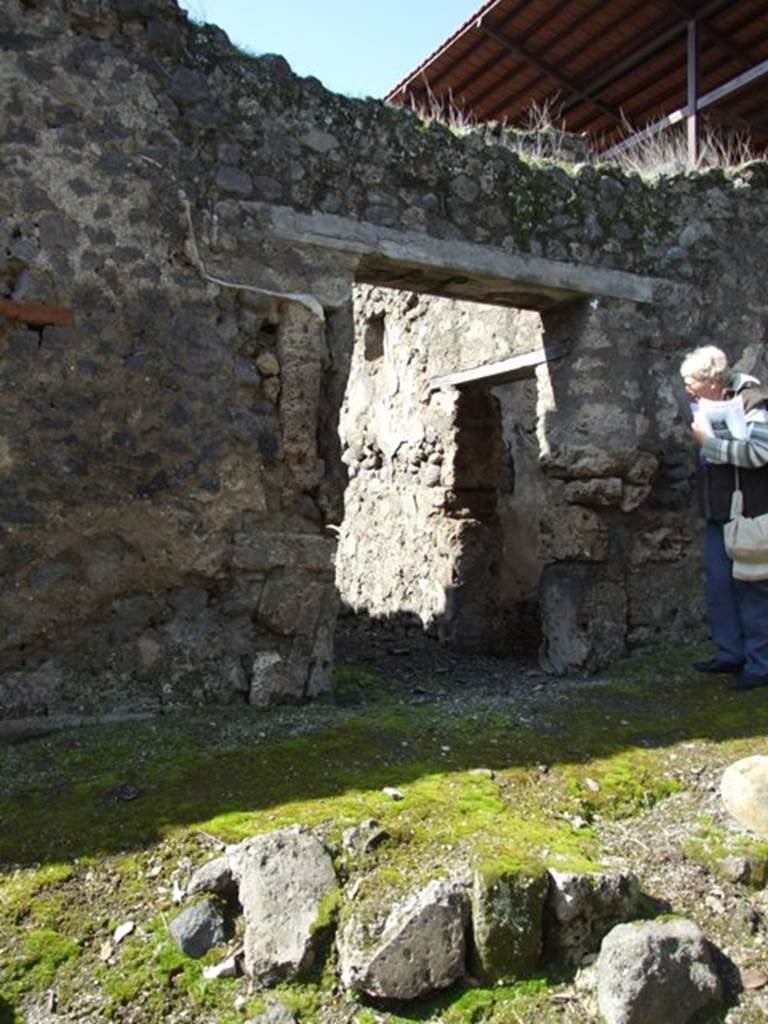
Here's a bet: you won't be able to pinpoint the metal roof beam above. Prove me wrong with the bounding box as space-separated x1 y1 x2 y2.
386 0 509 100
568 15 768 137
602 56 768 157
687 18 700 164
409 0 590 114
417 0 531 99
477 22 626 127
480 0 724 125
467 0 630 119
667 0 758 69
560 0 733 120
594 20 768 137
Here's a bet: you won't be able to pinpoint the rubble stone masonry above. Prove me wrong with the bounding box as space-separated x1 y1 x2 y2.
1 0 768 720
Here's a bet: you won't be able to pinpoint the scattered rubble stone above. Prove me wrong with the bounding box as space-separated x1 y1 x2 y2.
246 1001 298 1024
596 918 723 1024
545 869 644 966
338 876 469 1000
341 819 389 857
718 855 768 887
169 897 232 959
721 756 768 837
471 865 548 982
187 855 236 899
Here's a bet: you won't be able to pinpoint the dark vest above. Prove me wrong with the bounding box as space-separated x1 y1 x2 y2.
696 383 768 521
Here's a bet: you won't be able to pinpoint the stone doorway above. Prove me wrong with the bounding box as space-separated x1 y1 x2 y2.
335 285 549 659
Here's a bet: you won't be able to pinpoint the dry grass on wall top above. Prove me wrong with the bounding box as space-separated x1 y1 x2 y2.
403 91 764 177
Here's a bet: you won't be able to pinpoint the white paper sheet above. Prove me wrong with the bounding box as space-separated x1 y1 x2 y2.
694 395 749 440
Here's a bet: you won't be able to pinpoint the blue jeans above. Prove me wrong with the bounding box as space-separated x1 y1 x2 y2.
705 521 768 674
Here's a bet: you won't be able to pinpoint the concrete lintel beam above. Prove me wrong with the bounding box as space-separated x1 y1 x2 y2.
245 202 682 308
430 343 569 390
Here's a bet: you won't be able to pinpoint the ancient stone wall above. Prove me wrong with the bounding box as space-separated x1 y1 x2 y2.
2 0 768 719
0 0 349 720
339 277 768 669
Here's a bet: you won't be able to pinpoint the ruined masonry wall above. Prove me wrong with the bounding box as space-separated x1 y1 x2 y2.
338 287 543 649
338 284 713 665
2 0 768 718
341 276 768 670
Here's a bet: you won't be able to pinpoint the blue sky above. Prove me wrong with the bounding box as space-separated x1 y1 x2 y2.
179 1 479 99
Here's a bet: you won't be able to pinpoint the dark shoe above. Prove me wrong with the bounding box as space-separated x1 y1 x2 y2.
729 672 768 691
693 657 744 674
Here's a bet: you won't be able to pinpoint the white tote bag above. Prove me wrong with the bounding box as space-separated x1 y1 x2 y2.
723 478 768 581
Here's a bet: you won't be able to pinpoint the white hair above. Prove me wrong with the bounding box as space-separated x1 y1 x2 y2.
680 345 730 384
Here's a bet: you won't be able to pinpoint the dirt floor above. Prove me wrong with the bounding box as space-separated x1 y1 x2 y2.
3 621 768 1023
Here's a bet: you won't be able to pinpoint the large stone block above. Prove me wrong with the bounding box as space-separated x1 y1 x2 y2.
564 477 623 508
230 827 339 984
596 919 722 1024
338 877 469 1000
544 869 643 966
626 564 705 648
471 865 548 983
539 506 609 563
258 575 325 636
169 898 232 959
721 755 768 838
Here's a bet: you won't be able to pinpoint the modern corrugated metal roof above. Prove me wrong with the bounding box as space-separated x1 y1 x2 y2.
386 0 768 152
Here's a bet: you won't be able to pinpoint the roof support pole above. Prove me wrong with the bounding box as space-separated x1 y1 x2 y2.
602 57 768 158
687 18 700 166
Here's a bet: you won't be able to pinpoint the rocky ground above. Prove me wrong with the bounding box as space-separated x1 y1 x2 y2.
2 620 768 1023
336 617 768 1023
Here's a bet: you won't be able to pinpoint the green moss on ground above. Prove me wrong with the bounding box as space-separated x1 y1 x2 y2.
683 817 768 886
2 647 768 1021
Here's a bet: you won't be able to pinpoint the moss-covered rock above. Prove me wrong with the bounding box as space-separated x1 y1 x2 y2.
470 863 549 983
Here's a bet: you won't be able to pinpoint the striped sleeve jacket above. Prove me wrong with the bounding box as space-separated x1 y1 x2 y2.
702 413 768 470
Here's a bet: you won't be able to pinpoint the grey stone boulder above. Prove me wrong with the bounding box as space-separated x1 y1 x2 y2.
230 826 339 984
338 876 469 1000
545 869 643 966
187 855 236 899
471 865 548 982
721 755 768 837
169 897 232 958
596 918 722 1024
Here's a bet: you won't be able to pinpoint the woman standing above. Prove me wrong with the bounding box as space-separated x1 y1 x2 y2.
681 345 768 690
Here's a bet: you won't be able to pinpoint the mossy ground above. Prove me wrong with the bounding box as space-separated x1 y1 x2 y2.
2 645 768 1023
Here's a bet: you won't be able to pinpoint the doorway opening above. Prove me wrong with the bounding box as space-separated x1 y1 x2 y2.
334 285 549 667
